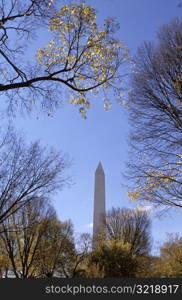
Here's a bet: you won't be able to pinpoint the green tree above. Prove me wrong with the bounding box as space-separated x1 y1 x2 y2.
0 0 129 117
87 240 138 277
153 234 182 277
35 218 75 278
127 18 182 210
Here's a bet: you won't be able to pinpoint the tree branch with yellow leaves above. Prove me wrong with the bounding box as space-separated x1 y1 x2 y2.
0 1 129 117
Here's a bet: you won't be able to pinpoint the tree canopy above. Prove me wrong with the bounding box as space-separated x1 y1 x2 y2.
0 126 70 224
88 240 138 277
0 0 129 117
127 18 182 210
152 234 182 277
106 207 151 255
0 198 76 278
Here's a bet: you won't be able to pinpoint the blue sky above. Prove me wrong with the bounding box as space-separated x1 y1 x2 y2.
10 0 182 254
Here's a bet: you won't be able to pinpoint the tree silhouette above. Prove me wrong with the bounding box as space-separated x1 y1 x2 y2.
127 18 182 210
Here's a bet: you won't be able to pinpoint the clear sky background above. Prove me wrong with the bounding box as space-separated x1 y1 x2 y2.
9 0 182 255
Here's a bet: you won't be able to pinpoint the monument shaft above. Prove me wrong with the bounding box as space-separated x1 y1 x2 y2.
93 162 106 245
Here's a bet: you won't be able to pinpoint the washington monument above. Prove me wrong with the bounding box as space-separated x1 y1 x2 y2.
93 162 106 245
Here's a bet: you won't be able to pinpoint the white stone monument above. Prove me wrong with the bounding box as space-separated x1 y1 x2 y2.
93 162 106 247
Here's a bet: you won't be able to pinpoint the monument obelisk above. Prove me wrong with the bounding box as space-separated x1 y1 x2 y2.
93 162 106 247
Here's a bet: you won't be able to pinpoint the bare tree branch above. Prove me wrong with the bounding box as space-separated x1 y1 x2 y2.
126 18 182 210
